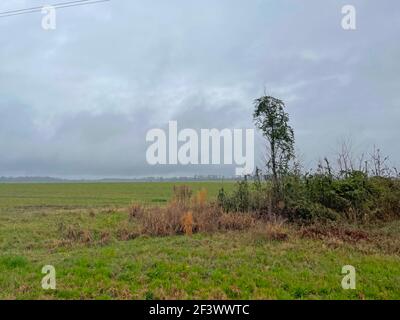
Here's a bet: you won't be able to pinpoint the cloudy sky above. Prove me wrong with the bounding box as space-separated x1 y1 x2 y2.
0 0 399 178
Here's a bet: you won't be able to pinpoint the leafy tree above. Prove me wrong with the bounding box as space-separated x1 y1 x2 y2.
253 95 295 186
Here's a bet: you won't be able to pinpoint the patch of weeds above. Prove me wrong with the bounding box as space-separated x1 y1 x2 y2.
0 255 28 269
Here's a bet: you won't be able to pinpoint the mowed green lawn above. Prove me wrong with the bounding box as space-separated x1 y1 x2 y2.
0 182 399 300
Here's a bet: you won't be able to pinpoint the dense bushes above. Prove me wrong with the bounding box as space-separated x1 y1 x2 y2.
368 177 400 219
218 175 274 215
129 171 399 237
218 171 400 223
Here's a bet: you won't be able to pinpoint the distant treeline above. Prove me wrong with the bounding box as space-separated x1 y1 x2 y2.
0 175 237 183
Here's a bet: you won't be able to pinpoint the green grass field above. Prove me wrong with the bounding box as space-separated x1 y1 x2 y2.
0 182 399 300
0 181 231 209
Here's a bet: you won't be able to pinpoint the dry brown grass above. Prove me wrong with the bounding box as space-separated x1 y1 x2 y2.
264 221 289 241
192 205 221 233
299 224 370 243
298 222 400 255
250 218 290 242
181 211 194 236
57 222 110 245
116 227 139 241
218 212 256 231
137 202 183 236
60 224 94 243
128 203 145 221
133 187 256 236
193 188 207 207
99 231 111 245
136 205 256 236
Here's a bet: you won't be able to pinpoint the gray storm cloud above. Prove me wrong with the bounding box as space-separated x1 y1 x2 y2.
0 0 399 178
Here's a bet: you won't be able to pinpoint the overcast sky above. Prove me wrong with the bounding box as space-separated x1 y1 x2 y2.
0 0 399 178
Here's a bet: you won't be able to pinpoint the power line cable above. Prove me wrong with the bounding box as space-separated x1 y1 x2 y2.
0 0 93 15
0 0 110 18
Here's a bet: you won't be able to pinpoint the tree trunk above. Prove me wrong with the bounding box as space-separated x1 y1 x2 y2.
270 138 277 183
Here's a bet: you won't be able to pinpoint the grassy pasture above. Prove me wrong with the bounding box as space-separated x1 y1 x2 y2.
0 181 232 210
0 182 399 300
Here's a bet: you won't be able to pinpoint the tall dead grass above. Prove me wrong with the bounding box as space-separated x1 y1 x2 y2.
130 186 256 236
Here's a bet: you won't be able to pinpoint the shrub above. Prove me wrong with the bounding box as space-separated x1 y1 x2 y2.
218 172 400 223
218 180 250 212
218 178 272 214
369 177 400 219
285 199 340 222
